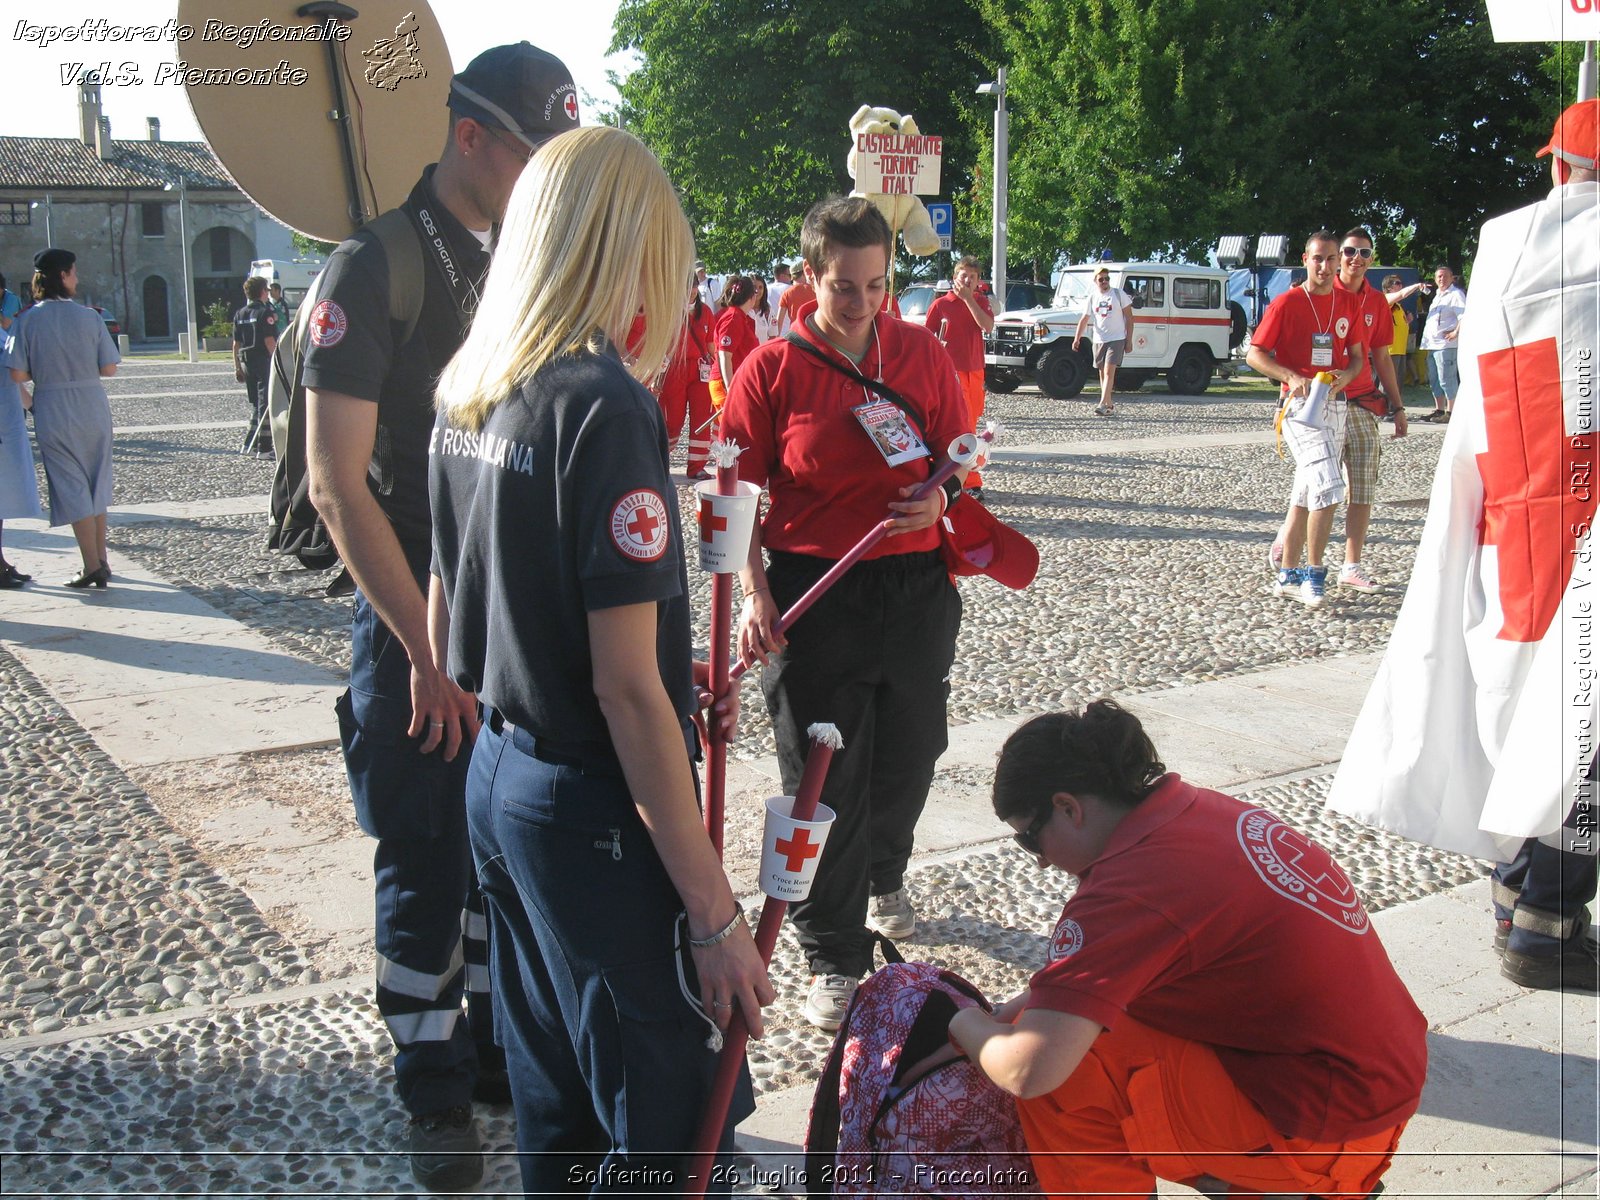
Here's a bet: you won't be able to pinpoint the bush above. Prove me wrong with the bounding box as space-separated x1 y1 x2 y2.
201 299 232 340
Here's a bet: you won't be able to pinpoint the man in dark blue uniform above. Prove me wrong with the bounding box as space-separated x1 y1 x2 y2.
231 276 277 453
302 41 580 1192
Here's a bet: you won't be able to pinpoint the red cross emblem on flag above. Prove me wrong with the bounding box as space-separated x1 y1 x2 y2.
774 827 821 873
699 497 727 544
1475 337 1596 642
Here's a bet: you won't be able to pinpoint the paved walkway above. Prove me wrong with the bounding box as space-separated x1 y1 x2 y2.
0 409 1594 1196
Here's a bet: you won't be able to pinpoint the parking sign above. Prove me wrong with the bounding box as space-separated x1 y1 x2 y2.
926 202 953 251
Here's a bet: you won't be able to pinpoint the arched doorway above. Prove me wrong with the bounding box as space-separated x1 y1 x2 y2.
143 275 171 339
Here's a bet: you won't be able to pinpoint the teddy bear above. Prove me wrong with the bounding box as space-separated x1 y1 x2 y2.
847 105 942 258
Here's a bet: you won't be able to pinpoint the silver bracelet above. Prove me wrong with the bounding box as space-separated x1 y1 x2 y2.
689 909 746 948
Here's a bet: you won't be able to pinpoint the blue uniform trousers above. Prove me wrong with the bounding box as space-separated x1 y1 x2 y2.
242 353 270 450
1492 760 1599 955
468 713 750 1197
337 580 498 1118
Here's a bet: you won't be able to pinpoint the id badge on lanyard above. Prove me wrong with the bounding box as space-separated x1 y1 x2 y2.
852 397 931 468
698 356 713 383
1311 331 1334 368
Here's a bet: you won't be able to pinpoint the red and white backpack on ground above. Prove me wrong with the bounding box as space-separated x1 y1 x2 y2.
804 960 1041 1197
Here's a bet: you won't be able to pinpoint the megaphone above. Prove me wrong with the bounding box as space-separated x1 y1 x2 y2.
175 0 450 242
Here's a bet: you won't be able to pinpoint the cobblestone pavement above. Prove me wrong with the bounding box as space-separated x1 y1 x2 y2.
1 361 1490 1196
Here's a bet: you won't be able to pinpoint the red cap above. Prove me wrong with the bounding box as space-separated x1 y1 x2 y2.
942 499 1039 589
1537 98 1599 171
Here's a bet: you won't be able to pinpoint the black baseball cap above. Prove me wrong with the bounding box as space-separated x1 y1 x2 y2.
34 247 74 275
448 42 580 151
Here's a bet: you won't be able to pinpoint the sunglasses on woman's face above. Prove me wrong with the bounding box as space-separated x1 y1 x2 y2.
1014 807 1053 855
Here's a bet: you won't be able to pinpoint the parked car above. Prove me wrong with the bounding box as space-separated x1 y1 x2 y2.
984 262 1242 397
91 306 120 337
900 279 1050 328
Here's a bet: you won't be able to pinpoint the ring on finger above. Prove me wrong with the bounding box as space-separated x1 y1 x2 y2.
712 1000 732 1010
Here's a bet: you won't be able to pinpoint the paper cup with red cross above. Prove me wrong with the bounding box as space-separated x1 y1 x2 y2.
760 796 837 901
693 479 762 574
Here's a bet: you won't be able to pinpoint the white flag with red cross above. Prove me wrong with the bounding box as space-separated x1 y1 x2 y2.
1327 183 1600 861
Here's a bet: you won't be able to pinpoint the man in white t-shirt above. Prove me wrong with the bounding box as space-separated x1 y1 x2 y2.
1418 265 1467 422
1073 267 1134 415
694 260 719 314
768 261 792 321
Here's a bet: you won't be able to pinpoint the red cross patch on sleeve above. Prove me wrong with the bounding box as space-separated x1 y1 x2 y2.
308 300 347 348
609 490 671 562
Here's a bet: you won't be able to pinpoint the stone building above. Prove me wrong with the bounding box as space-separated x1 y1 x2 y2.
0 83 296 345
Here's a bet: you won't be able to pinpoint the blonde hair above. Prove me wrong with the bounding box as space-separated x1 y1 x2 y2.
437 126 693 431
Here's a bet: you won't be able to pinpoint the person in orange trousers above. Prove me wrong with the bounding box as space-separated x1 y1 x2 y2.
925 257 994 498
949 701 1425 1199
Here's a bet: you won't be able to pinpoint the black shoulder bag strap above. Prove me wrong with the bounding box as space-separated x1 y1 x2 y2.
781 329 928 442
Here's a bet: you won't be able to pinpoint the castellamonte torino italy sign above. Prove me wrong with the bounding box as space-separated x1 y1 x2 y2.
851 131 942 196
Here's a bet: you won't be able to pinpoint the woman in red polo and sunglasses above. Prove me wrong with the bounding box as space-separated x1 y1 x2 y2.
953 700 1426 1200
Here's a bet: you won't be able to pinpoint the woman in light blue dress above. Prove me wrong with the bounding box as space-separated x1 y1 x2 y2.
0 271 43 588
6 249 119 589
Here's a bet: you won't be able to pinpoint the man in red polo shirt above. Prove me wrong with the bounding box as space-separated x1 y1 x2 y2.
926 257 995 498
1331 226 1408 590
1246 230 1369 608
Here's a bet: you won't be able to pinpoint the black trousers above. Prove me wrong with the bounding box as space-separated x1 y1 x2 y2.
762 549 960 978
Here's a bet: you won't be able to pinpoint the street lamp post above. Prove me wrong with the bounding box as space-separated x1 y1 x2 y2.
166 175 198 363
976 69 1008 307
30 194 53 248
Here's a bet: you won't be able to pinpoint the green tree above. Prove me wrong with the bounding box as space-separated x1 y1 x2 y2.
611 0 996 270
291 230 335 259
966 0 1553 272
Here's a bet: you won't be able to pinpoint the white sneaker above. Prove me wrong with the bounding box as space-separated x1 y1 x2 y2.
1339 562 1380 592
804 974 859 1032
1299 565 1327 609
866 889 916 940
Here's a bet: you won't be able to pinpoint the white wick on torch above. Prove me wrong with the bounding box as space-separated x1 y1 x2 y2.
709 440 744 470
806 722 844 750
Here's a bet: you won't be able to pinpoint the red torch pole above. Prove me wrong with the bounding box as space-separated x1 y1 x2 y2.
685 724 842 1198
703 444 742 857
728 433 983 685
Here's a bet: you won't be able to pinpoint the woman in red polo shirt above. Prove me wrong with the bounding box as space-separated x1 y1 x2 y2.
950 700 1426 1199
721 196 969 1032
708 275 758 412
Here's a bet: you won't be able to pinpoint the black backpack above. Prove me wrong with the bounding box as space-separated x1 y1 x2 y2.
264 209 424 571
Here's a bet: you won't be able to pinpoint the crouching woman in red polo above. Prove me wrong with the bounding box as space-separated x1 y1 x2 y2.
950 701 1426 1200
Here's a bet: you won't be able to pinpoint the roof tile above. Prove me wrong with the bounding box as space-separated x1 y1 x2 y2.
0 137 234 191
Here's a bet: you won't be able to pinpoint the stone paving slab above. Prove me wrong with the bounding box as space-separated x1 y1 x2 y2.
996 414 1449 461
0 524 340 767
105 494 271 523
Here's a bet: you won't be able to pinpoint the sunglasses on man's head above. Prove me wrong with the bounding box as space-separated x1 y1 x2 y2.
1014 807 1052 855
1340 245 1374 259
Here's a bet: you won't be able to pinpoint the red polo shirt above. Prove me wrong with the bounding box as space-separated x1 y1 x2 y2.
925 291 993 373
1027 775 1426 1143
1335 276 1395 413
1252 285 1363 388
711 306 759 384
722 302 969 560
